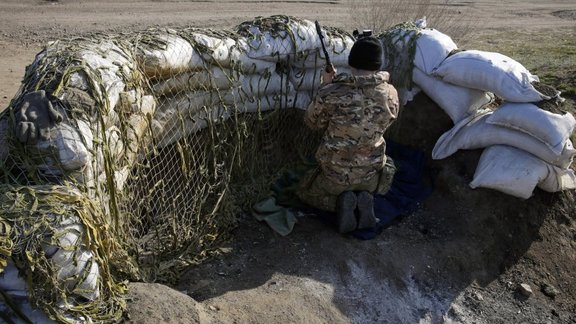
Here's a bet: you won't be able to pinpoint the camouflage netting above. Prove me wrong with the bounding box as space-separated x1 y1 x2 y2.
0 15 356 322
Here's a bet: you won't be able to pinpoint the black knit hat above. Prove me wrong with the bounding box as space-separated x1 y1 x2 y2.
348 36 383 71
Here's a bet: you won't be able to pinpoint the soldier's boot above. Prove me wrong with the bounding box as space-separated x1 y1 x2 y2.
336 191 357 233
357 191 377 229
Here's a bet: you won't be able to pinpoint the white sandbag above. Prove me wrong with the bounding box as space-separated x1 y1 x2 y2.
152 91 223 146
152 67 238 95
230 41 278 73
188 92 312 131
67 64 124 114
470 145 576 199
431 50 549 102
154 104 232 146
114 167 131 192
538 164 576 193
56 249 92 282
290 35 354 69
156 91 222 118
76 119 93 151
289 67 322 91
235 91 313 113
48 218 84 269
73 258 100 301
138 32 201 77
225 74 294 103
469 145 544 199
379 27 457 75
73 40 134 111
238 72 293 99
122 95 156 164
35 123 90 175
241 19 319 61
153 91 313 147
486 102 576 155
84 58 123 111
117 89 152 114
106 126 124 164
413 28 458 74
243 31 298 60
191 33 236 67
412 67 493 123
432 111 576 168
287 91 313 111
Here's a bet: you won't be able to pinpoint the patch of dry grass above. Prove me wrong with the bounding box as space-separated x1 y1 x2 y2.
347 0 476 42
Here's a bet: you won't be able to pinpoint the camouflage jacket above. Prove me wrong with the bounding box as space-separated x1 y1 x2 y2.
305 71 399 186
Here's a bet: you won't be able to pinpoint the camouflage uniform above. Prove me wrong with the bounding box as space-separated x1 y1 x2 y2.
297 71 399 212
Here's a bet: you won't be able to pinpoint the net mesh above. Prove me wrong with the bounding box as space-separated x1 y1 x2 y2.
0 15 354 322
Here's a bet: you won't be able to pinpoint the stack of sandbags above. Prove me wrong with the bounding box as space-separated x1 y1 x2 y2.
377 21 493 121
138 16 355 147
13 37 155 191
378 19 574 199
0 185 129 323
427 48 574 198
1 36 154 322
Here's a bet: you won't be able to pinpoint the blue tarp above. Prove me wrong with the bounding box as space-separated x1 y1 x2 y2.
257 140 433 239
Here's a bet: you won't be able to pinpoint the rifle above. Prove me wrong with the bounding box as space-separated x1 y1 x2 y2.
314 20 335 73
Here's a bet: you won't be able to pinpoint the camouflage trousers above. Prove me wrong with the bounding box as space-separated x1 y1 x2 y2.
296 158 396 213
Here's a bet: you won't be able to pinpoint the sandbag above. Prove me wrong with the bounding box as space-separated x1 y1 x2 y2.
412 67 493 123
152 91 222 141
413 28 458 74
153 91 312 147
64 40 134 112
35 123 90 176
486 102 576 155
289 36 354 69
192 33 236 66
470 145 576 199
239 18 320 61
137 32 201 78
152 67 239 95
379 26 457 79
538 163 576 193
44 216 101 301
432 111 576 168
431 50 549 102
289 67 322 91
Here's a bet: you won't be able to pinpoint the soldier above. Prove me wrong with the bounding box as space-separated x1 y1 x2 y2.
297 34 400 233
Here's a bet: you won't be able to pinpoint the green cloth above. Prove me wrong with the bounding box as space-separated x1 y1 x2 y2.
252 197 297 236
251 161 316 236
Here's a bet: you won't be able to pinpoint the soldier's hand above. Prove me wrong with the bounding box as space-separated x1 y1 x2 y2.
321 67 337 84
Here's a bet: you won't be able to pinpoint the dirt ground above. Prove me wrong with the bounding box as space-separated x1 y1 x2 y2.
1 1 576 323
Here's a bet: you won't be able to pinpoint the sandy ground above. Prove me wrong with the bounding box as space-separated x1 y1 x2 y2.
1 1 576 323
